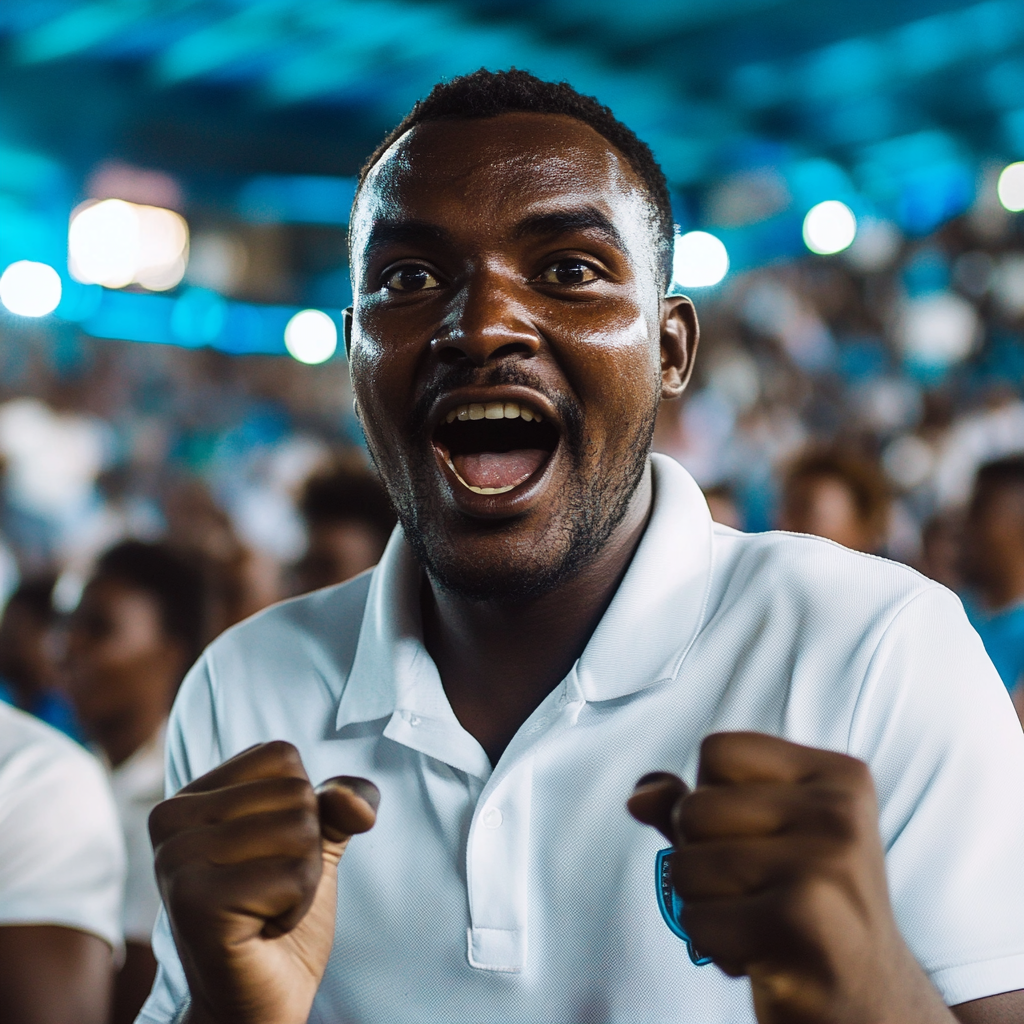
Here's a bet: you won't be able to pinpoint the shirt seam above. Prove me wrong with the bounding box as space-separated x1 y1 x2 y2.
845 581 951 755
927 947 1024 979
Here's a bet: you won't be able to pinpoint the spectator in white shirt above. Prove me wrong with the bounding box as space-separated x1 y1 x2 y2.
62 540 207 1024
0 701 125 1024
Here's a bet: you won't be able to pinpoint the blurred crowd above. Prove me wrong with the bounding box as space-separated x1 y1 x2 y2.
2 195 1024 1021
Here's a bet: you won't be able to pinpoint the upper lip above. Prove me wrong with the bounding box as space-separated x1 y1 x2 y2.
427 386 562 437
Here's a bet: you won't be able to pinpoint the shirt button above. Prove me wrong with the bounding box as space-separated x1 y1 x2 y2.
481 807 503 829
408 715 420 726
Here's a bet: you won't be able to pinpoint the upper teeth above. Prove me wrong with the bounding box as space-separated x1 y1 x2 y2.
445 402 541 424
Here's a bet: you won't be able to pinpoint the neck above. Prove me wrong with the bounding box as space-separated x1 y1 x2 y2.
94 707 165 769
423 466 653 766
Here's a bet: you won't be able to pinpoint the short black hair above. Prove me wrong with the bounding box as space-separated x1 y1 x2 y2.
299 464 397 541
6 577 56 624
974 455 1024 497
356 68 675 290
94 541 208 669
783 448 891 534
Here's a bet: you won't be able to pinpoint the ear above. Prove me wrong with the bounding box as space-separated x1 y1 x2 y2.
659 295 699 401
342 306 354 360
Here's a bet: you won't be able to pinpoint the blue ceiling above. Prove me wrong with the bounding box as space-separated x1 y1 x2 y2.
1 0 1022 189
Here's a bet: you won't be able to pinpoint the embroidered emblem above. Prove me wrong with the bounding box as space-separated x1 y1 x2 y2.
655 847 713 966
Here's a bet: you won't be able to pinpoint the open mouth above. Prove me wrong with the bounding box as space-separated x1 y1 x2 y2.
433 400 560 495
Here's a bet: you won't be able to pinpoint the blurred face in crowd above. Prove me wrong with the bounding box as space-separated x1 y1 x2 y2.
347 113 695 600
63 576 184 764
961 482 1024 607
779 472 879 553
296 519 388 593
0 598 53 693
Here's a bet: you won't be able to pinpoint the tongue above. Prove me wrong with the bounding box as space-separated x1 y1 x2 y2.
452 449 548 490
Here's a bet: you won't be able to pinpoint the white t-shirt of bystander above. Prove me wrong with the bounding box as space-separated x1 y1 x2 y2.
108 725 165 944
0 702 125 950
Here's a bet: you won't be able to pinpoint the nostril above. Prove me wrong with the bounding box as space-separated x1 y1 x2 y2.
492 341 534 360
432 337 535 366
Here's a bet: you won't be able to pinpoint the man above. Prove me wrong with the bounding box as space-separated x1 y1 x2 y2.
0 701 124 1023
141 71 1024 1024
63 541 207 1024
777 447 891 554
960 455 1024 723
291 458 397 594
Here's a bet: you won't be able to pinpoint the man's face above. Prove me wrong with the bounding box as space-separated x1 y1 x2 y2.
348 113 695 600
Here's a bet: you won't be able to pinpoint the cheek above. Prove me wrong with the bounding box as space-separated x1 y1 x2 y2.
350 333 416 432
559 307 661 416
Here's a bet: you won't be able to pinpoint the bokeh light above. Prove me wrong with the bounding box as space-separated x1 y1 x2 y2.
802 200 857 255
672 231 729 288
896 291 978 368
284 309 337 364
0 260 62 317
68 198 189 290
997 162 1024 213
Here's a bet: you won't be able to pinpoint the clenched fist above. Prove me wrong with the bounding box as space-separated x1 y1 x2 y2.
149 741 379 1024
628 732 954 1024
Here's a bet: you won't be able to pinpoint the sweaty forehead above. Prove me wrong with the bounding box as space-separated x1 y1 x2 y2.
351 113 654 257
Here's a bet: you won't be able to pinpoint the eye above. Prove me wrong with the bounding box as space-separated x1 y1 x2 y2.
537 259 599 286
383 265 441 292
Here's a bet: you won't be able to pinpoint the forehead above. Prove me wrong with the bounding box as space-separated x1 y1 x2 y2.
351 113 654 258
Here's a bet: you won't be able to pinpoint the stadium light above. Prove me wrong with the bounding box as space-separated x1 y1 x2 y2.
997 162 1024 213
803 200 857 255
672 231 729 288
0 260 62 317
284 309 337 364
69 198 188 290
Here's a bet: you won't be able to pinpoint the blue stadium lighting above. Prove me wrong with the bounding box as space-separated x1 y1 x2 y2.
236 176 358 226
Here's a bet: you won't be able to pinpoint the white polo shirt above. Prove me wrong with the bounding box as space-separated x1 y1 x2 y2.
108 725 166 944
0 702 125 950
141 454 1024 1024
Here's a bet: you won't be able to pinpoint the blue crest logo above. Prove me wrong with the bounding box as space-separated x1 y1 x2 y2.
656 847 713 966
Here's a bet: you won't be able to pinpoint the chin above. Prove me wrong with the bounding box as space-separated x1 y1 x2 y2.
402 501 620 604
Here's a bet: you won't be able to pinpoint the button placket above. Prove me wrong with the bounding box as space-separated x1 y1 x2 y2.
466 757 532 972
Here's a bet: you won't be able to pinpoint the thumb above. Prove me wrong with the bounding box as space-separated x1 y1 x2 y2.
315 776 380 847
627 771 689 844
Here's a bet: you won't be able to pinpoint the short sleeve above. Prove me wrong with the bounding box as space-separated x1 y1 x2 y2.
138 653 223 1023
850 585 1024 1005
0 708 125 949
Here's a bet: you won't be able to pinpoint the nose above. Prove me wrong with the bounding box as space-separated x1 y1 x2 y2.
431 267 541 366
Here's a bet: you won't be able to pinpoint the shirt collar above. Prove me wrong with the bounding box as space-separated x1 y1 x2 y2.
336 453 714 729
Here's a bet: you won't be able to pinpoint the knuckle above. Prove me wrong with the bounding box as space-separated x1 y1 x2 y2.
699 732 733 763
148 800 173 843
280 805 320 843
262 739 302 769
676 788 717 834
282 775 317 808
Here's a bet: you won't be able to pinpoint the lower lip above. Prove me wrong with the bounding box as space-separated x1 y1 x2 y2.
432 443 560 517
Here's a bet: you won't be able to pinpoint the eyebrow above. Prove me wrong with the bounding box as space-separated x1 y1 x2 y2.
362 219 454 257
511 206 627 251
